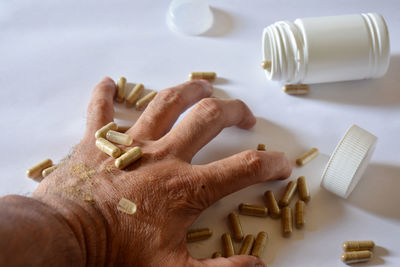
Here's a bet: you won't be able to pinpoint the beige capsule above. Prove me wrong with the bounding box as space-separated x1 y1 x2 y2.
283 84 310 95
257 144 266 151
189 72 217 81
221 233 234 257
264 190 280 219
211 252 222 258
106 130 133 146
251 232 268 258
297 176 311 202
116 77 127 102
187 228 213 242
115 146 143 169
342 241 375 252
126 83 144 106
296 148 319 166
96 138 121 158
341 251 373 264
116 125 131 133
295 200 305 229
239 234 255 255
26 158 53 181
239 203 268 217
42 165 58 177
282 207 292 237
228 212 244 241
136 91 157 110
117 197 137 215
95 122 118 139
279 181 297 207
261 60 271 71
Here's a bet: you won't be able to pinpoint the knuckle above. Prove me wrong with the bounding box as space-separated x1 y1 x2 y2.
195 98 223 124
242 150 264 176
156 89 183 106
90 98 110 113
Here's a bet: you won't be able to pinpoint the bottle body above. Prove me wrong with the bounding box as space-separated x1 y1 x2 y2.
262 13 390 84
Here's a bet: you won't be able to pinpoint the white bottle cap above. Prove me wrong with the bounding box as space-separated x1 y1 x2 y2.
166 0 214 35
321 125 377 199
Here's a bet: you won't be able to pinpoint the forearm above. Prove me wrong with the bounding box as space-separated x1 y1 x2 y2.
0 195 105 266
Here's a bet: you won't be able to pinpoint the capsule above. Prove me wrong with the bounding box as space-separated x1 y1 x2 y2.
221 233 234 257
211 252 222 258
187 228 213 242
264 190 280 219
115 146 143 169
283 84 310 95
239 234 255 255
238 203 268 217
257 144 266 151
251 232 268 258
297 176 310 203
342 241 375 252
261 61 271 71
42 165 58 177
116 125 131 133
95 122 118 139
282 207 292 237
295 200 305 229
126 83 144 106
116 76 127 102
227 212 244 241
117 197 137 215
96 138 121 158
296 148 319 166
189 72 217 81
136 91 157 110
106 130 133 146
279 181 297 207
341 251 372 264
26 159 53 181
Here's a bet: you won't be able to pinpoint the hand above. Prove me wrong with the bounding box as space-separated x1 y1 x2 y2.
33 77 292 267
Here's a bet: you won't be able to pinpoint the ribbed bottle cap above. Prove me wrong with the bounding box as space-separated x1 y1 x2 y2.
321 125 377 199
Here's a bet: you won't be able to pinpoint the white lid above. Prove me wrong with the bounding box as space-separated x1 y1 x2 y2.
321 125 377 199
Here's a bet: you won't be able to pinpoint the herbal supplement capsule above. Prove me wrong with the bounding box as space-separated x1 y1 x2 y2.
187 228 213 242
221 233 234 257
297 176 311 203
106 130 133 146
126 83 144 106
117 197 137 215
136 91 157 110
96 138 121 158
341 251 372 264
189 72 217 81
261 60 271 71
342 241 375 252
212 252 222 258
296 148 319 166
279 181 297 207
239 234 255 255
251 232 268 258
116 76 126 102
116 125 130 133
115 146 143 169
26 158 53 181
238 203 268 217
228 212 244 241
295 200 305 229
42 165 58 177
281 207 292 237
95 122 118 139
283 84 310 95
264 190 280 219
257 144 266 151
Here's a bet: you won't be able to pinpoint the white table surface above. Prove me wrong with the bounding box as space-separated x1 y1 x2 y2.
1 0 399 266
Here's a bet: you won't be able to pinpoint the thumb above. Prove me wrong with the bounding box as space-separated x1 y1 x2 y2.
198 255 266 267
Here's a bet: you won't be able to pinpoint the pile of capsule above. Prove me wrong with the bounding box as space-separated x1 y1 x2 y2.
186 146 318 259
341 240 375 264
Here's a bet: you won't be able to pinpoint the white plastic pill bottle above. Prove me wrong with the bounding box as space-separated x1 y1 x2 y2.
262 13 390 84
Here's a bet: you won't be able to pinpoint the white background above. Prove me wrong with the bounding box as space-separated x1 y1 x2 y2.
1 0 399 266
